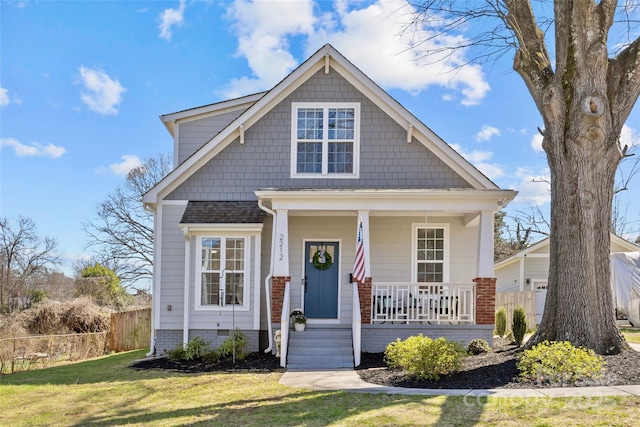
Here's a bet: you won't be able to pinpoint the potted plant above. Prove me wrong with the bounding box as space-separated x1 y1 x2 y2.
290 308 307 331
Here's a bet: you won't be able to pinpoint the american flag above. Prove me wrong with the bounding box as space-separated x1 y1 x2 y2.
353 219 366 283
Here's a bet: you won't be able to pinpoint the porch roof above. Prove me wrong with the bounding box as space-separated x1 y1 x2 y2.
255 188 517 213
180 201 266 224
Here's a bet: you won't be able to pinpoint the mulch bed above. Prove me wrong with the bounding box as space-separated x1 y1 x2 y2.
356 338 640 389
131 351 284 373
131 338 640 389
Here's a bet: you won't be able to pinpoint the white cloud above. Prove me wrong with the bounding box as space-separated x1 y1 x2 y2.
0 137 65 158
531 133 544 152
109 155 143 176
78 66 126 115
620 123 639 148
224 0 490 105
224 0 315 96
450 143 504 180
476 125 500 142
0 86 9 107
510 167 551 205
158 0 186 41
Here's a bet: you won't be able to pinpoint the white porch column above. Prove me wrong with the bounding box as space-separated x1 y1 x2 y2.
273 209 290 277
477 210 494 278
357 211 371 278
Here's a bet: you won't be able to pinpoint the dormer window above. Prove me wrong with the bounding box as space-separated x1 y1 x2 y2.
291 102 360 178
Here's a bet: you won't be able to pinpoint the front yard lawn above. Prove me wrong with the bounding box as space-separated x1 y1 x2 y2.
622 328 640 344
1 349 639 426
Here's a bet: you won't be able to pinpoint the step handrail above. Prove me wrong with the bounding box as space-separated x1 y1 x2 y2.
280 281 291 368
352 282 361 367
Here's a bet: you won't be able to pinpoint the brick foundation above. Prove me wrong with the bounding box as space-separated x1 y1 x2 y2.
474 277 496 325
271 276 290 323
356 277 372 324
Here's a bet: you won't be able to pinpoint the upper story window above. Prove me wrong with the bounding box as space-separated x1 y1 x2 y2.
196 236 248 310
291 102 360 178
412 224 449 283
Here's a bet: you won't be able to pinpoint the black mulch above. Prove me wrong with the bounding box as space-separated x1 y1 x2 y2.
130 338 640 389
356 338 640 389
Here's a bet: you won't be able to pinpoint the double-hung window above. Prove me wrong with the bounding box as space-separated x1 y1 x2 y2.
198 236 247 309
413 224 449 283
291 102 360 178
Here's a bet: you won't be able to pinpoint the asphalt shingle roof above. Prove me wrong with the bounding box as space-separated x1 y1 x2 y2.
180 201 266 224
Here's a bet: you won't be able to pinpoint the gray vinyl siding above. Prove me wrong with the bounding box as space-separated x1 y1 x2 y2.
176 109 248 164
496 261 521 292
523 257 549 287
369 216 477 283
167 68 471 201
362 324 494 352
159 203 188 330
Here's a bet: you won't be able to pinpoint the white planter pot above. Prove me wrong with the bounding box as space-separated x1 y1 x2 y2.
294 322 305 332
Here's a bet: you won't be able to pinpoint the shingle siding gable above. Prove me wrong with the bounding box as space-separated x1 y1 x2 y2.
177 108 250 164
167 69 471 201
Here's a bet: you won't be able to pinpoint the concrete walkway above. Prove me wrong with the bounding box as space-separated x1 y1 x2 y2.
279 343 640 398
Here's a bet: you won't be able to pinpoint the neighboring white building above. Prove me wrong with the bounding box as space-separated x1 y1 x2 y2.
495 234 639 323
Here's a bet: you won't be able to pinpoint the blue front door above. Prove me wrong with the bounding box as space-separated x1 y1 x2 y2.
304 241 339 319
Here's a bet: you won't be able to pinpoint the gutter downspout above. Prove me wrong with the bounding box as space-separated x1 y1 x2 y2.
258 199 276 353
144 203 157 357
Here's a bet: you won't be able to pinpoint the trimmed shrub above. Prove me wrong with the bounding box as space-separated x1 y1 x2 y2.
518 341 604 384
385 335 466 380
467 338 491 355
218 329 247 361
512 305 527 347
495 307 507 337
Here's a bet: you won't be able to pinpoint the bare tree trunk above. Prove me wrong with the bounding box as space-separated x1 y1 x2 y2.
534 130 627 353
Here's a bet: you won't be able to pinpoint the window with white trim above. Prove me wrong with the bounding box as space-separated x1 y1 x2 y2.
198 236 247 308
413 224 449 283
291 102 360 177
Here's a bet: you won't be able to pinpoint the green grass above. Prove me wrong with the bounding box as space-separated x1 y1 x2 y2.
1 350 639 426
622 328 640 344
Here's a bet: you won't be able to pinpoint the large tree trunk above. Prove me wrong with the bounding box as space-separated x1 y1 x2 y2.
504 0 640 353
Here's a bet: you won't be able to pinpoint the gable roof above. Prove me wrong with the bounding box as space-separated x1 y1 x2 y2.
143 44 502 206
495 233 640 269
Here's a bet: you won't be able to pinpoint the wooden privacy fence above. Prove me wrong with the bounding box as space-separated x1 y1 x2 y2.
495 291 537 330
110 307 151 352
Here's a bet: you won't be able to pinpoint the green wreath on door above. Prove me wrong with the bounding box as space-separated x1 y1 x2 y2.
312 249 333 270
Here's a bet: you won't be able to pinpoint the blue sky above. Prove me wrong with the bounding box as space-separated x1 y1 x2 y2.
1 0 639 278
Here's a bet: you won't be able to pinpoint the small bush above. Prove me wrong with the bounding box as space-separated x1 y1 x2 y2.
467 338 491 355
218 329 247 361
512 305 527 347
202 348 220 363
385 335 465 381
495 307 507 337
166 336 210 361
166 346 186 362
518 341 604 384
184 336 209 360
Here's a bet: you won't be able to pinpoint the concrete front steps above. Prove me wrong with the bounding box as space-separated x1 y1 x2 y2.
286 327 354 370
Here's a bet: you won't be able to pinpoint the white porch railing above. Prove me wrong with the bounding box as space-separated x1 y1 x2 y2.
371 282 476 324
352 283 361 367
280 281 291 368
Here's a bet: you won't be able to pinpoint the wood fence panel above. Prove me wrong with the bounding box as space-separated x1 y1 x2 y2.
495 291 537 330
110 308 151 352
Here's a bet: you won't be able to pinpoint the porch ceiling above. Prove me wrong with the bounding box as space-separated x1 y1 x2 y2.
255 188 517 213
